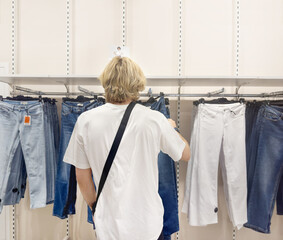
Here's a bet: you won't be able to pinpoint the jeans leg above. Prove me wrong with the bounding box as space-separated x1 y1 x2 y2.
222 104 247 229
53 105 78 218
3 143 23 205
0 103 23 212
277 177 283 214
20 103 47 209
245 105 283 233
150 96 179 235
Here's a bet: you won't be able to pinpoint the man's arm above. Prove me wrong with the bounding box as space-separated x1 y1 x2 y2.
76 168 96 210
168 119 190 162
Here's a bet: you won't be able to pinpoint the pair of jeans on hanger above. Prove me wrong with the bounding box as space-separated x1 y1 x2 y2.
1 100 60 206
182 102 247 229
245 104 283 233
53 99 104 218
137 96 179 239
0 100 47 212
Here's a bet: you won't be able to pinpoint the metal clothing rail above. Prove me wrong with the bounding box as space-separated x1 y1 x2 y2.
9 91 283 98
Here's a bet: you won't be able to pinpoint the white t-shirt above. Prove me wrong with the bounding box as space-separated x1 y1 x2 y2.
63 103 185 240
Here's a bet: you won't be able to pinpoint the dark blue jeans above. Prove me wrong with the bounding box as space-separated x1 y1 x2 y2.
245 105 283 233
245 103 263 200
53 100 103 219
152 97 179 238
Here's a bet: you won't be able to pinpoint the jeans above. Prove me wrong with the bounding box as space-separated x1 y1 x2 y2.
2 100 60 205
138 96 179 238
182 103 247 229
53 100 104 219
0 100 46 212
245 103 264 200
44 102 57 204
3 143 25 205
245 105 283 233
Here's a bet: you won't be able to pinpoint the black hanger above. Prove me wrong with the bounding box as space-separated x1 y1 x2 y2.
269 100 283 106
7 95 37 101
193 98 205 106
51 98 57 105
154 92 165 100
0 95 3 101
63 95 95 103
194 97 245 106
165 98 169 105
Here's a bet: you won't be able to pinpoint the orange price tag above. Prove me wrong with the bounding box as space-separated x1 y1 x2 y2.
24 116 31 126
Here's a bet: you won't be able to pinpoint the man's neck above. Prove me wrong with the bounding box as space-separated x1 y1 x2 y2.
109 99 132 105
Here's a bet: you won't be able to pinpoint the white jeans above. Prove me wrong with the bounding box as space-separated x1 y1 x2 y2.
182 103 247 229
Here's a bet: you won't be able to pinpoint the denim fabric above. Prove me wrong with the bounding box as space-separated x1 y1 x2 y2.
245 103 261 164
245 105 283 233
44 102 57 204
3 143 24 205
277 178 283 214
0 100 46 212
138 96 179 237
50 103 60 161
246 105 265 201
2 100 59 205
53 100 103 219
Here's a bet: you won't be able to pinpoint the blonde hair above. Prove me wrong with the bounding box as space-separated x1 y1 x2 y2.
99 57 146 103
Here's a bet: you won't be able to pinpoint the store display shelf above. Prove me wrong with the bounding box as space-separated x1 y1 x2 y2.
0 75 283 87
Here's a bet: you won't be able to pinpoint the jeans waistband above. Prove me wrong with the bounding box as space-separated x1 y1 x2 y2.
62 100 101 113
0 100 43 111
199 102 244 112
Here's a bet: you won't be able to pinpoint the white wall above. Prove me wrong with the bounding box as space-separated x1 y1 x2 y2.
0 0 283 240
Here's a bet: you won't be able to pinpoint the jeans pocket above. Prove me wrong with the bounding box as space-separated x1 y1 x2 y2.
28 106 43 116
0 107 11 118
61 108 72 116
200 108 218 119
230 110 244 119
264 111 281 122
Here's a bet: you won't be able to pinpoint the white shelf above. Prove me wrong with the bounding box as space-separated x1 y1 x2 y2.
0 75 283 87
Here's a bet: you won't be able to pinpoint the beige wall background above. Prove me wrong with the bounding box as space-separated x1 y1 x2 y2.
0 0 283 240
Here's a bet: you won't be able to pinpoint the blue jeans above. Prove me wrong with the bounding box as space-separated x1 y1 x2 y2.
132 97 178 238
44 102 57 204
0 101 47 212
152 97 179 238
245 103 263 201
53 100 103 219
245 105 283 233
2 100 60 205
3 143 25 205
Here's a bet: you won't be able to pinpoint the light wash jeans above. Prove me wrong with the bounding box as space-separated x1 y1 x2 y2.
0 100 46 212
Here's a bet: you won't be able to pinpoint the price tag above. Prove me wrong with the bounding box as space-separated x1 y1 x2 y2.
24 116 31 126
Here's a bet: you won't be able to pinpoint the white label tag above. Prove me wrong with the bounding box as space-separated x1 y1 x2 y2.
77 103 84 107
20 102 28 105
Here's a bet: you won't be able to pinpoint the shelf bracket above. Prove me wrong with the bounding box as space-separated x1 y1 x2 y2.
64 83 70 97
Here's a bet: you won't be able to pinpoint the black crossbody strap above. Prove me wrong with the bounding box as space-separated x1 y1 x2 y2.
92 101 136 215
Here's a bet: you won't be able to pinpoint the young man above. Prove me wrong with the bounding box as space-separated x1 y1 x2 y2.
63 57 190 240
